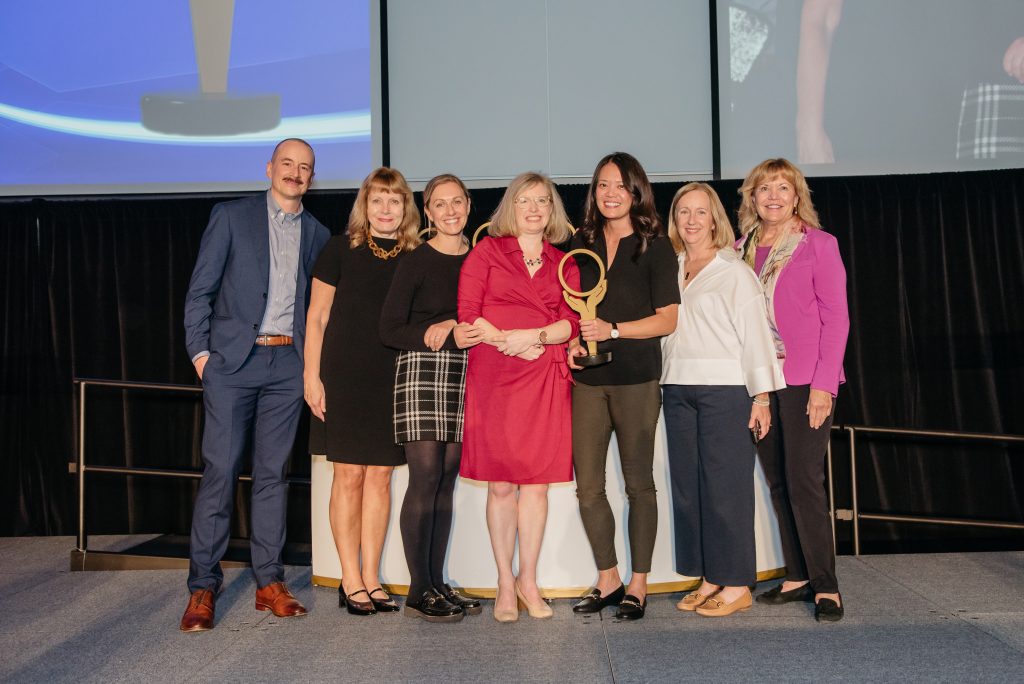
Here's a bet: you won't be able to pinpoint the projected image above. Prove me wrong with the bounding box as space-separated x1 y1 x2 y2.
719 0 1024 177
0 0 372 195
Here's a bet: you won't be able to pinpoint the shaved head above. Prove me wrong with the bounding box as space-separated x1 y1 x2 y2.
271 138 315 171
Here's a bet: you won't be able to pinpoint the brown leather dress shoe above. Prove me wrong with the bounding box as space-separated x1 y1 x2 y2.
180 589 216 632
255 581 308 618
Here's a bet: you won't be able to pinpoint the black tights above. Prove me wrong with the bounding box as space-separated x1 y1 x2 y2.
400 440 462 599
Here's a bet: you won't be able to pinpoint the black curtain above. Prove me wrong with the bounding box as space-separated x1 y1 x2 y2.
2 169 1022 551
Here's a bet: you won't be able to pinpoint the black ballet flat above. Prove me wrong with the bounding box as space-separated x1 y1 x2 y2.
340 587 376 616
572 584 625 614
614 594 647 620
815 595 844 622
368 587 400 613
438 583 483 616
404 589 464 623
755 583 814 605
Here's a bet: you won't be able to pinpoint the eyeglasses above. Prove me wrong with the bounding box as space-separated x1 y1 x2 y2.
514 196 552 207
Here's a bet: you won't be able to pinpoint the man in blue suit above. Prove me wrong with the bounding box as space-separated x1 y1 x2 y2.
180 138 331 632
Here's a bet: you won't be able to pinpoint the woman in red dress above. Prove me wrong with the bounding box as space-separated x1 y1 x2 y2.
457 171 580 622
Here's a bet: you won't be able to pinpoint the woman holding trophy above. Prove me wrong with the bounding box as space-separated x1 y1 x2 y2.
567 152 679 620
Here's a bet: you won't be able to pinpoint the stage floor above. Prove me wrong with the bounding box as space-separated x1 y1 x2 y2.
1 536 1022 683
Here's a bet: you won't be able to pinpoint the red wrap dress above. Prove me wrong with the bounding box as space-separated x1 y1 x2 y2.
457 236 580 484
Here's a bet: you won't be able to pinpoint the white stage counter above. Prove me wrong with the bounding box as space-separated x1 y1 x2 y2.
311 417 784 596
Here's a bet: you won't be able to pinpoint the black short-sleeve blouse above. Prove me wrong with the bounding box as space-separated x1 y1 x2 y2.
570 231 680 386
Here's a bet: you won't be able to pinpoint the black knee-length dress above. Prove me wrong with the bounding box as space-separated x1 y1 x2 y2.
309 235 406 465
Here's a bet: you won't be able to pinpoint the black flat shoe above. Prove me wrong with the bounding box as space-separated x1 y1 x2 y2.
815 596 844 622
572 584 625 614
614 594 647 620
405 589 464 623
438 583 482 616
756 583 814 605
341 587 376 616
368 587 400 612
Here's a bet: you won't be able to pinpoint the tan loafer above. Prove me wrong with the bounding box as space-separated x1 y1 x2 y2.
677 589 719 612
696 591 752 617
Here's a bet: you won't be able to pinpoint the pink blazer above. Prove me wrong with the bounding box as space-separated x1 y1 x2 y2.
741 228 849 395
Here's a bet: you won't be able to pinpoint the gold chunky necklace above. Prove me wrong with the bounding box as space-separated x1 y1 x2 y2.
367 234 402 260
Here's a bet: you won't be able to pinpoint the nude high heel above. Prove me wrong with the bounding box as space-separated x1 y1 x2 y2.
493 587 519 623
515 581 553 619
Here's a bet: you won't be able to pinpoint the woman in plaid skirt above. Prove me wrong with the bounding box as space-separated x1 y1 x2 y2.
380 174 485 622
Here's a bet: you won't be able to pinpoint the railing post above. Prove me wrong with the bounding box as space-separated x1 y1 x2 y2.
847 426 859 556
77 381 87 553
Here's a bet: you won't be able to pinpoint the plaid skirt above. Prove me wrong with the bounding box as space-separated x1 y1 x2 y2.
393 349 468 444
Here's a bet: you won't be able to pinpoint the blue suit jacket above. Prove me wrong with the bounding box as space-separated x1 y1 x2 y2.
184 193 331 374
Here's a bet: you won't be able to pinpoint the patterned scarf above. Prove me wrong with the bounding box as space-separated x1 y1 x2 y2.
738 223 807 359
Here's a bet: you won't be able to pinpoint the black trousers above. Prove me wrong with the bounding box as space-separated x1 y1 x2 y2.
757 384 838 594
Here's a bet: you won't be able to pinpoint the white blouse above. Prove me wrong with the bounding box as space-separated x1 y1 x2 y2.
660 249 785 396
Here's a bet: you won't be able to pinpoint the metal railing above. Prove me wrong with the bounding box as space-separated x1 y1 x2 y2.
73 378 309 566
75 378 1024 563
826 424 1024 555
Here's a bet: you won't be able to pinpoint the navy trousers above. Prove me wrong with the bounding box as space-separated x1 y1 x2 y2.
188 345 303 593
663 384 756 587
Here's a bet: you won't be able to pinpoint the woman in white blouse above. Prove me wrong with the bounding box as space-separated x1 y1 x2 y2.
661 182 785 618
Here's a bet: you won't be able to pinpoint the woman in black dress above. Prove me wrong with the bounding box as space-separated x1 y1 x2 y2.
380 174 485 622
304 167 419 616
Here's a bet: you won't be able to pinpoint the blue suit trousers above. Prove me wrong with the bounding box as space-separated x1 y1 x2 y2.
188 345 303 592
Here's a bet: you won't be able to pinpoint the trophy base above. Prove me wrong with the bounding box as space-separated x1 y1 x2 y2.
576 352 612 367
141 92 281 135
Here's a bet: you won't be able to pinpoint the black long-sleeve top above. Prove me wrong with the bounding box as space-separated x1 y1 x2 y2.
379 242 468 352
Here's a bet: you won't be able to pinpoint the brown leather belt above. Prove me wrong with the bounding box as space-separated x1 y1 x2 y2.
255 335 293 346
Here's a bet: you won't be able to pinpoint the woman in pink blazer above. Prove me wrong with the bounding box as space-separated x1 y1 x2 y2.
735 158 849 622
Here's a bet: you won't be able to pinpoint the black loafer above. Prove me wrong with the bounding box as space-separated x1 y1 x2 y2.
756 583 814 605
815 596 844 622
438 583 482 616
368 587 400 613
340 587 376 616
572 584 625 614
614 594 647 620
405 589 464 623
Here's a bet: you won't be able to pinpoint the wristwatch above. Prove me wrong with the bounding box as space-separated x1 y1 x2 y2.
537 329 548 345
609 323 620 340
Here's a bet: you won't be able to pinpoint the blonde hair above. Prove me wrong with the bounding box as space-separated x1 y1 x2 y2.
667 182 735 254
422 173 470 229
488 172 572 245
347 167 421 251
737 158 820 236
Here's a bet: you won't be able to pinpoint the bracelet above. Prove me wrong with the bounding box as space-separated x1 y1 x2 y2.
752 397 770 407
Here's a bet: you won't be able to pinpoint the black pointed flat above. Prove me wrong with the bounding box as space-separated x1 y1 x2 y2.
614 594 647 620
815 595 844 622
755 583 814 605
572 584 625 614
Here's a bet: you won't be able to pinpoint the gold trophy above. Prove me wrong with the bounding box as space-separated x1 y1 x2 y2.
558 248 612 367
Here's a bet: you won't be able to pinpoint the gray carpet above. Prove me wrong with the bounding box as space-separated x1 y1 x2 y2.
1 537 1022 683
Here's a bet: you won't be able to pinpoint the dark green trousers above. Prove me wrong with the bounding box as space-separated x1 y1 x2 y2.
571 380 662 573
